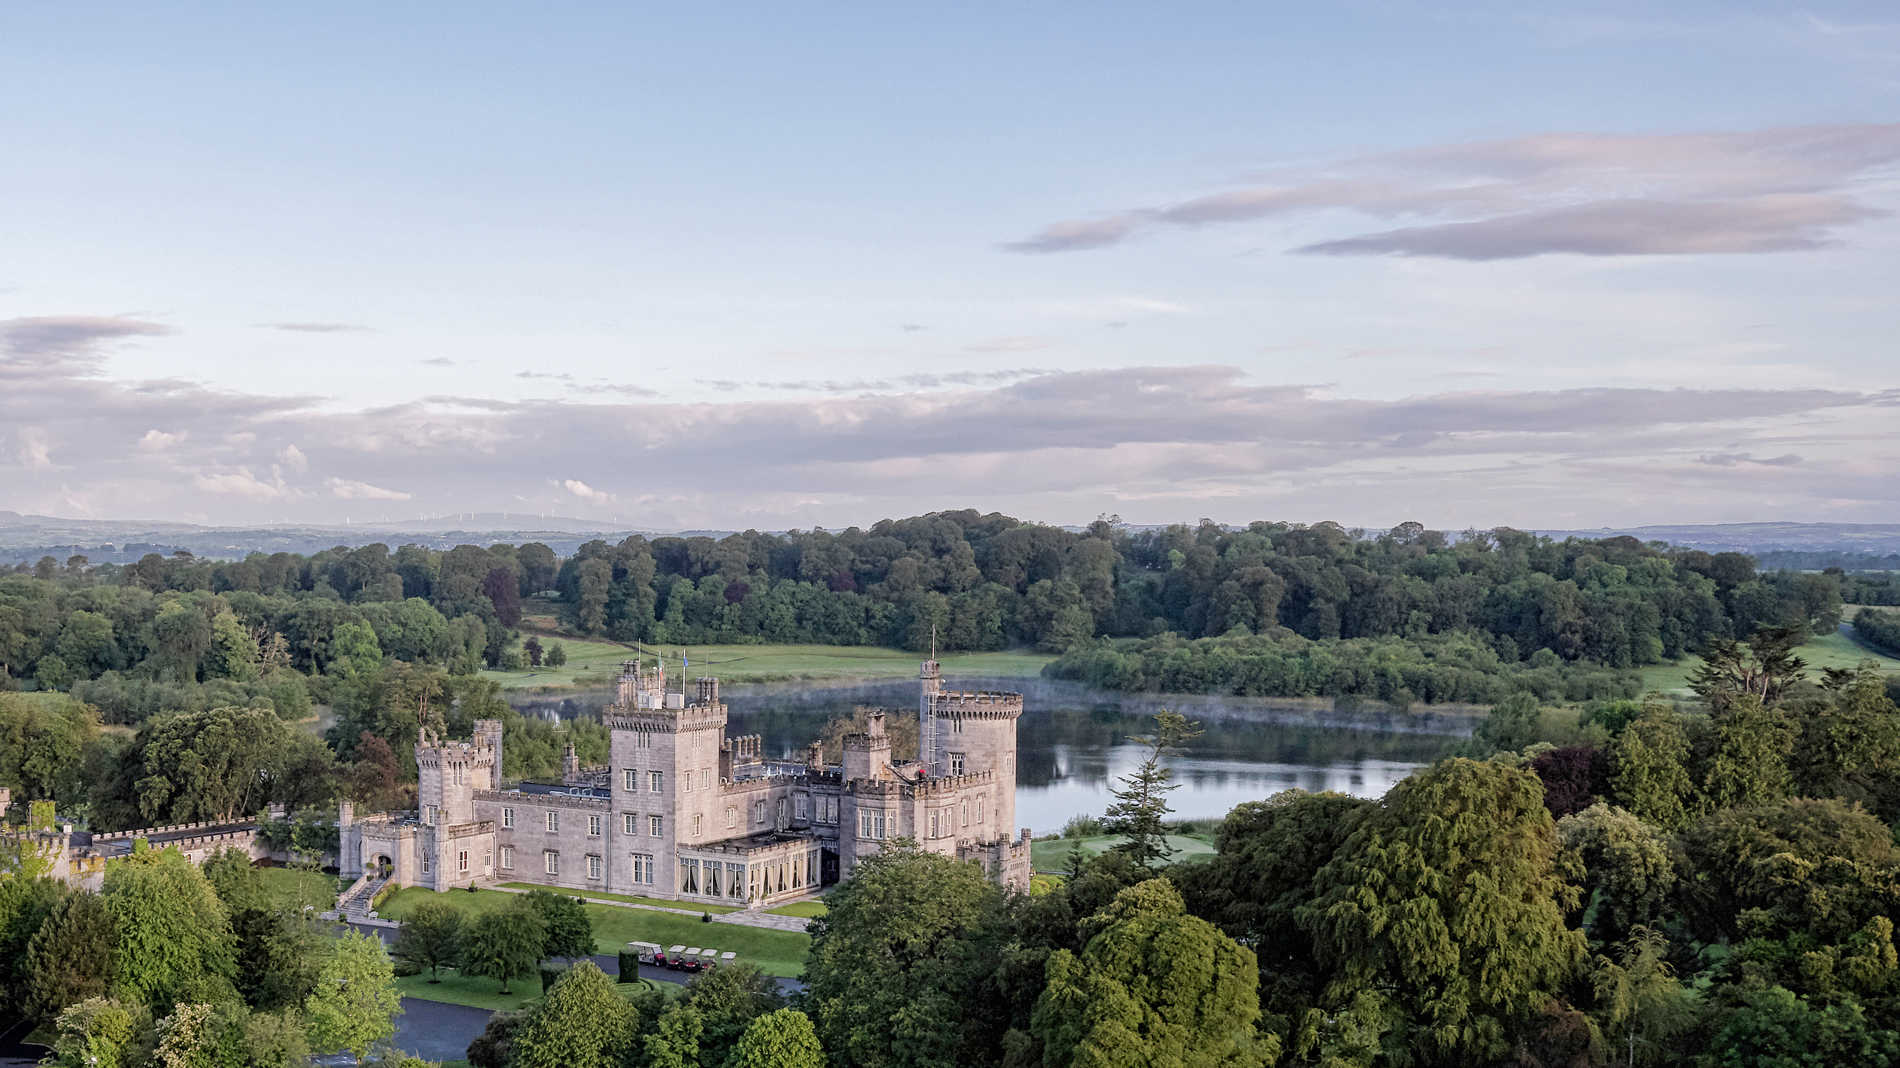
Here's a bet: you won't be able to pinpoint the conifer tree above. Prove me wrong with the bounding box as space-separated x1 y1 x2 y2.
1102 710 1201 872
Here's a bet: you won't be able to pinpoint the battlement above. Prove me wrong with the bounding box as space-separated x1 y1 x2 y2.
928 690 1024 719
607 703 728 734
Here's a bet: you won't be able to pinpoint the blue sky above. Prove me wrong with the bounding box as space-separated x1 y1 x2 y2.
3 3 1898 529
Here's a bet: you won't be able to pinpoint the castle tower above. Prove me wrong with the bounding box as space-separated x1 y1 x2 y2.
416 727 493 827
473 719 504 789
843 711 892 782
918 656 942 773
562 740 580 781
606 665 727 896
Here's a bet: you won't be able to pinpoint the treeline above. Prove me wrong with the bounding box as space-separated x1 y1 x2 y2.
1756 549 1900 572
1044 630 1642 706
551 513 1843 663
1854 607 1900 657
1842 570 1900 606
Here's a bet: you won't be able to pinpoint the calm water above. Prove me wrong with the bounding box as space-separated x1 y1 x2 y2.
510 677 1467 832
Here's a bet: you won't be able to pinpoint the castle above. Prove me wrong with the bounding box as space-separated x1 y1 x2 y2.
338 658 1033 905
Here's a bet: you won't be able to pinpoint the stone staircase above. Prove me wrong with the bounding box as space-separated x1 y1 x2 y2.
337 871 389 920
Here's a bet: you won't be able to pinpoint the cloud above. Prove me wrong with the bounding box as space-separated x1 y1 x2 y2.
517 370 575 381
1697 452 1803 467
327 477 412 500
192 468 286 499
562 479 611 502
0 315 173 374
422 357 455 367
138 429 182 452
698 369 1053 394
279 444 309 471
1003 122 1900 259
258 322 371 333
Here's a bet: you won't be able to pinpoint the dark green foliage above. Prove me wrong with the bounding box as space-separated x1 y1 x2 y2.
679 961 785 1066
1851 607 1900 656
25 890 118 1019
465 1008 527 1068
522 888 595 961
391 898 464 981
508 961 637 1068
1793 666 1900 818
0 874 72 1014
1608 706 1695 829
804 844 1011 1068
1696 985 1899 1068
100 847 237 1009
461 898 546 994
1298 758 1585 1062
1030 879 1271 1068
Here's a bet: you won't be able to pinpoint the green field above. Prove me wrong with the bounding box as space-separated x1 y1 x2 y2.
1637 628 1900 696
257 866 341 911
378 886 811 978
395 968 544 1011
766 899 828 918
482 631 1054 691
1029 833 1216 873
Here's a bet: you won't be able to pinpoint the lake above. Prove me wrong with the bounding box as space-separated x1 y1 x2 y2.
511 676 1467 832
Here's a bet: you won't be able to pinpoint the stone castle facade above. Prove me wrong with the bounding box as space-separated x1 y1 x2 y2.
339 659 1033 905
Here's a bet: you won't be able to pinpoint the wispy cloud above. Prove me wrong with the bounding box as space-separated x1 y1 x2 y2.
327 476 412 500
1003 123 1900 259
0 315 173 374
258 322 371 333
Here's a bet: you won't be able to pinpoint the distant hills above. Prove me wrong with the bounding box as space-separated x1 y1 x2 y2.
2 512 1897 567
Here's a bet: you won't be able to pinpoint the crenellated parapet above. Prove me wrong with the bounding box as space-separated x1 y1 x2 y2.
928 690 1024 720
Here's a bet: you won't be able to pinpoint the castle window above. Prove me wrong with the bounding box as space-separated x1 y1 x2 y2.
726 806 736 829
976 797 985 823
544 850 559 875
545 811 559 833
457 850 469 873
454 764 465 786
680 858 699 894
624 769 637 791
754 800 765 824
692 814 702 836
949 752 966 776
624 812 638 835
705 862 721 896
588 814 601 837
501 846 514 869
502 807 514 829
701 769 711 789
727 862 744 897
649 770 664 793
649 815 663 837
484 849 492 870
961 800 969 826
796 795 809 820
929 812 939 838
876 814 887 838
631 853 653 884
587 854 602 880
684 770 693 793
421 851 431 873
424 805 437 826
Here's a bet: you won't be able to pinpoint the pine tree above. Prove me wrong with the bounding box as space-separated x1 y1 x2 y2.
1101 710 1202 872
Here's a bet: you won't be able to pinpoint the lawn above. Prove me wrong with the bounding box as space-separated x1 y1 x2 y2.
1029 833 1216 873
766 899 828 918
483 635 1054 691
379 886 812 978
257 866 341 911
395 968 543 1012
1637 628 1900 696
496 881 738 914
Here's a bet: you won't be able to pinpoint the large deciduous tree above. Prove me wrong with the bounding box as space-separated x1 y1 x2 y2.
1030 879 1271 1068
461 900 546 994
301 930 401 1060
101 848 237 1010
508 961 637 1068
1298 758 1586 1063
392 898 465 982
728 1008 826 1068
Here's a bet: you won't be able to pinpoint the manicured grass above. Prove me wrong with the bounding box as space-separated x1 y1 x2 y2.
496 882 738 914
482 627 1053 691
766 899 828 918
1029 833 1215 873
257 866 341 911
379 887 812 978
396 968 542 1012
1637 629 1900 696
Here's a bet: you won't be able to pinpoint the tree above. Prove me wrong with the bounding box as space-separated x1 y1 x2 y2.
642 1003 703 1068
1102 710 1201 872
302 930 402 1059
201 847 267 913
804 845 1010 1068
1702 695 1795 812
1030 879 1270 1068
1699 986 1899 1068
1608 708 1694 829
47 996 139 1068
679 960 785 1065
0 873 68 1011
508 961 637 1068
1690 626 1807 711
392 898 465 982
1473 692 1544 754
483 567 523 627
1557 804 1675 943
152 1001 217 1068
101 848 236 1009
1298 758 1586 1063
545 641 568 667
1590 927 1693 1068
119 705 296 824
1793 665 1900 817
728 1008 826 1068
462 900 545 994
523 888 594 962
25 890 118 1019
523 635 544 667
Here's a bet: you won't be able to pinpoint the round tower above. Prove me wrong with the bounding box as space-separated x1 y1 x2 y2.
918 656 942 772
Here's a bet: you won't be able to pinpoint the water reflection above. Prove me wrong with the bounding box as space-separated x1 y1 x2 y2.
509 676 1465 833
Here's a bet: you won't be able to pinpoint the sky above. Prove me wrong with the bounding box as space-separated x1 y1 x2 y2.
3 2 1899 532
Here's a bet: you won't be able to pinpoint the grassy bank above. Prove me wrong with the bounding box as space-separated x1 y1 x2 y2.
1029 833 1215 873
483 635 1053 691
1638 629 1900 696
378 886 811 978
257 866 341 911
